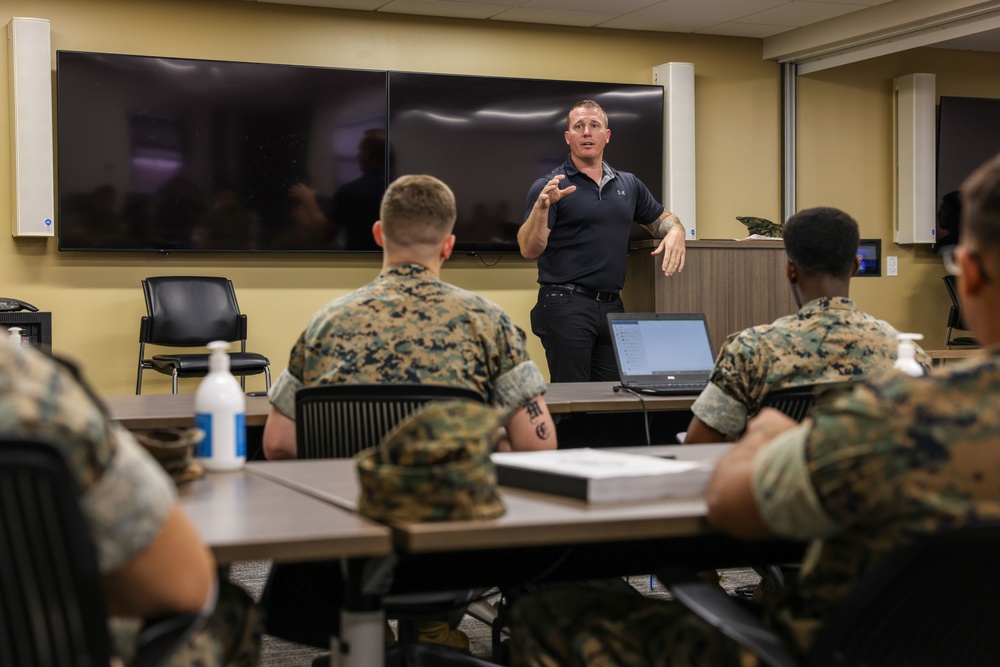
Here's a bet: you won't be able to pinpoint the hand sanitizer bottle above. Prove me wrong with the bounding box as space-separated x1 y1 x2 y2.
195 340 246 471
894 333 925 377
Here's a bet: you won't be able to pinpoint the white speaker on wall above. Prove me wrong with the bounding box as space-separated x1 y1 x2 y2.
893 73 935 245
653 62 696 240
7 17 54 238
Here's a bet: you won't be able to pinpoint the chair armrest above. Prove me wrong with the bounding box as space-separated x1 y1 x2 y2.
656 565 799 667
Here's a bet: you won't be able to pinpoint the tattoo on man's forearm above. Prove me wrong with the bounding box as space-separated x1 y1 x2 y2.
535 422 551 440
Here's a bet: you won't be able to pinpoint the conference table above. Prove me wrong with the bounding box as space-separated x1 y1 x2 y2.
103 382 696 429
174 445 801 666
244 446 800 665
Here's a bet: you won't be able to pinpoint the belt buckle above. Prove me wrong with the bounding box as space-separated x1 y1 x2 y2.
595 291 613 302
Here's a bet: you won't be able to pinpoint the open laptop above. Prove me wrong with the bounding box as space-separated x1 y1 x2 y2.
607 312 716 395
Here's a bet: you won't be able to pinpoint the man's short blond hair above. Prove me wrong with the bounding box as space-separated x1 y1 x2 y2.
379 174 457 248
567 100 609 129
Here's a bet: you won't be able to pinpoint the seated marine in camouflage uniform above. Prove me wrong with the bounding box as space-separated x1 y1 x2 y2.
684 206 930 444
0 336 261 667
260 174 556 653
263 173 556 460
510 151 1000 666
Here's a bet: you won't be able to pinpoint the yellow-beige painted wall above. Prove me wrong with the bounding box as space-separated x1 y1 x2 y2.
2 0 994 396
796 47 1000 353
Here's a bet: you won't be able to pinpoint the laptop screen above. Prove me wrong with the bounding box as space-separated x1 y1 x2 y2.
608 313 716 379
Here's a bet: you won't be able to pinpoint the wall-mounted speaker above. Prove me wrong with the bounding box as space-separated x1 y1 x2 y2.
7 17 54 238
893 72 935 244
653 62 696 240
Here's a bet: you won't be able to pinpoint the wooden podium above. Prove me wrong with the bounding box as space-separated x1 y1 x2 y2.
625 239 797 355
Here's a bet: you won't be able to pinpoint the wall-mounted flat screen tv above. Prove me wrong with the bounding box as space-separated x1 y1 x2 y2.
388 72 664 254
56 52 665 255
56 51 388 253
936 96 1000 251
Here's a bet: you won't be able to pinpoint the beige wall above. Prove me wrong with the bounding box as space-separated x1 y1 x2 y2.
6 0 991 397
796 47 1000 351
2 0 781 395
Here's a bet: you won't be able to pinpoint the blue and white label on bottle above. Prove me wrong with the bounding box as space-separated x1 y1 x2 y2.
195 412 247 459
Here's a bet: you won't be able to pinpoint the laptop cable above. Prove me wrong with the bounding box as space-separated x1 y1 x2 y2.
612 384 652 446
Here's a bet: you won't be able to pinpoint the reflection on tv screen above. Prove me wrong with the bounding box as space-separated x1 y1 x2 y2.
56 52 664 255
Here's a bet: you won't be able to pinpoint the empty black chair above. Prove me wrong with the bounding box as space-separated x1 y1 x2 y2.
290 383 499 662
944 274 979 348
759 381 857 423
0 435 202 667
136 276 271 394
295 383 485 459
660 522 1000 667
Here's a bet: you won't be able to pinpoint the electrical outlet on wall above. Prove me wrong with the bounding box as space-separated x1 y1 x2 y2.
887 256 898 276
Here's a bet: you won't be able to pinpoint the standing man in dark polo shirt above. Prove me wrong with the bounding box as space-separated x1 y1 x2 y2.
519 99 688 382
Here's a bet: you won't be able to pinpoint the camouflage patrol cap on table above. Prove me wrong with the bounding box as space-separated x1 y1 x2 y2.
355 399 507 522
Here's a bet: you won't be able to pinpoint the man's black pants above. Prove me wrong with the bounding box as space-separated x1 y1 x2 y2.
530 286 624 383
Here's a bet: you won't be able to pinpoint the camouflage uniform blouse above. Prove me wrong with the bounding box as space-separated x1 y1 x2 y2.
0 337 175 573
752 349 1000 649
270 263 547 421
691 296 931 436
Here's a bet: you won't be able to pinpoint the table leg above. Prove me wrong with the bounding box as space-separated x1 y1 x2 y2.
332 557 388 667
333 609 385 667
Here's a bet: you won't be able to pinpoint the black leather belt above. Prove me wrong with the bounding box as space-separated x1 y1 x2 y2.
544 283 620 302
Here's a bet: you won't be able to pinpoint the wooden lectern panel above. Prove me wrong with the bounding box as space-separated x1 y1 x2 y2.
625 240 797 356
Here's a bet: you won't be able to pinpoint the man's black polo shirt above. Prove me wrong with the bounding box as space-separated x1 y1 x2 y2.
523 156 663 293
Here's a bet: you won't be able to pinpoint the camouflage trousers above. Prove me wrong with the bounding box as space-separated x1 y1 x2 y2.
509 584 744 667
165 578 263 667
113 578 263 667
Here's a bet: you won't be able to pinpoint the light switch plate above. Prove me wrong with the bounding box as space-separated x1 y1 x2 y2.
887 256 898 276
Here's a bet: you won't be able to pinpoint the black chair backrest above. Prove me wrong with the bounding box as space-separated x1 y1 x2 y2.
295 383 486 459
142 276 244 346
943 274 966 328
0 436 111 667
808 523 1000 667
759 381 855 423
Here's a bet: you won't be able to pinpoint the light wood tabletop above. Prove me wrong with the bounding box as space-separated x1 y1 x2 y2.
103 394 272 430
103 383 695 430
246 443 730 554
176 468 391 563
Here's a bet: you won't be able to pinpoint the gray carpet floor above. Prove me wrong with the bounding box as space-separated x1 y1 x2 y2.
228 561 761 666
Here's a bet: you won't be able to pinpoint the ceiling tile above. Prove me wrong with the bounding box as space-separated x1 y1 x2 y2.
492 7 620 27
699 21 796 38
522 0 659 12
738 1 863 27
255 0 392 9
378 0 513 19
598 0 790 33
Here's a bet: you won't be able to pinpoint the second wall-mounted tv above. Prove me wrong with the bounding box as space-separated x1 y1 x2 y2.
56 52 665 255
936 95 1000 250
388 72 664 254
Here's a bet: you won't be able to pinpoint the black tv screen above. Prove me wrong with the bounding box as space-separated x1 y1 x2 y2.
936 96 1000 250
388 72 664 253
56 51 388 253
56 53 665 255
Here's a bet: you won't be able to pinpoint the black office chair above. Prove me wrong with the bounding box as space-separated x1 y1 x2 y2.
136 276 271 394
283 383 500 664
0 435 203 667
294 383 486 459
943 275 979 348
758 380 857 423
659 522 1000 667
750 381 857 592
